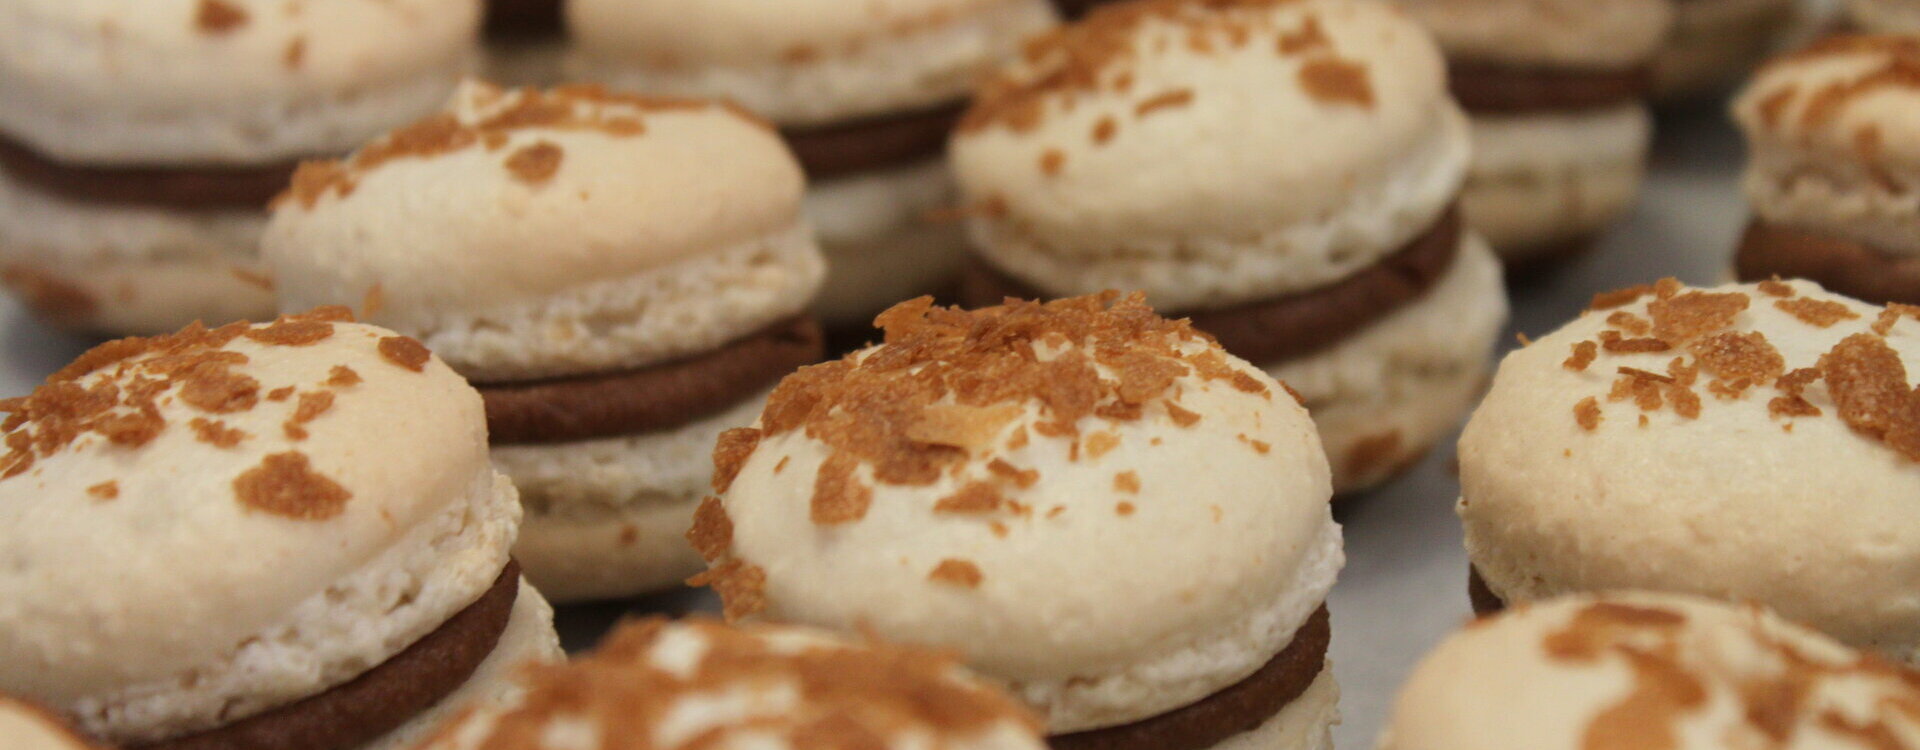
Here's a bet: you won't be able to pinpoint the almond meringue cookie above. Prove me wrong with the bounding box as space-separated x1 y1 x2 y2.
953 0 1505 494
568 0 1058 335
0 311 558 750
0 0 481 335
413 618 1050 750
693 294 1342 750
1733 36 1920 306
0 696 104 750
1460 277 1920 663
1393 0 1671 263
1379 592 1920 750
266 82 828 602
1851 0 1920 31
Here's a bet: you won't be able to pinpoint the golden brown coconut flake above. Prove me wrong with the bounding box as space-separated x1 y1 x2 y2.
1600 330 1673 354
687 496 733 562
326 366 362 388
1565 341 1598 371
195 0 248 33
232 451 351 520
1775 298 1861 328
1575 397 1603 431
377 336 431 372
811 453 874 524
1114 470 1141 493
1757 278 1796 298
1299 58 1375 107
1590 284 1656 311
1649 290 1750 344
1817 333 1920 459
929 559 984 588
1690 332 1786 396
505 142 564 185
934 481 1005 514
1606 311 1653 337
189 418 246 448
711 428 762 493
87 481 117 501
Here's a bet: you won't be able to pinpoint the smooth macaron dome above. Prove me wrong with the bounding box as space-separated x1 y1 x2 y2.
953 0 1469 312
1379 592 1920 750
0 696 105 750
566 0 1058 128
1392 0 1671 262
266 81 825 383
0 0 480 336
693 293 1342 741
0 310 533 747
1734 35 1920 305
1460 277 1920 662
266 81 828 603
414 618 1049 750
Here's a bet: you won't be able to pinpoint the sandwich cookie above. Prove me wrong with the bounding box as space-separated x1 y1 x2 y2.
0 0 481 335
691 293 1344 749
1851 0 1920 32
1734 35 1920 306
1656 0 1797 100
952 0 1507 493
1460 277 1920 662
1394 0 1672 265
567 0 1058 343
265 82 828 603
1 696 106 750
412 617 1049 750
0 309 562 750
481 0 563 85
1380 592 1920 750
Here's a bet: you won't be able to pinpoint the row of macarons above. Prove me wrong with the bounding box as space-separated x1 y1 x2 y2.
6 271 1920 750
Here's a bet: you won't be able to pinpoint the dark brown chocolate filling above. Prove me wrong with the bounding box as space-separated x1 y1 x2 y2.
478 316 824 445
486 0 563 37
1050 0 1117 20
0 133 297 211
1448 64 1653 115
138 561 521 750
1468 565 1506 617
1050 604 1331 750
1735 219 1920 307
781 102 965 181
962 207 1461 367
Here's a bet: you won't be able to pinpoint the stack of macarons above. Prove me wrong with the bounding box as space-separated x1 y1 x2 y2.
1380 592 1920 749
1460 277 1920 661
0 0 481 336
1394 0 1673 266
1734 35 1920 306
265 82 828 603
566 0 1058 344
953 0 1508 493
414 618 1052 750
693 293 1344 749
0 310 561 750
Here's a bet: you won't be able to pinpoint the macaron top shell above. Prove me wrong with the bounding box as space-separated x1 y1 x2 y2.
951 0 1468 309
0 311 497 706
414 618 1048 750
1392 0 1674 70
1380 592 1920 750
1459 278 1920 660
697 293 1336 729
0 0 481 164
0 697 103 750
1735 35 1920 183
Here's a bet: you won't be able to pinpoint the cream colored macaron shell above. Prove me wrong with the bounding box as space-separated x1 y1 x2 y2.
0 696 101 750
1735 35 1920 258
1392 0 1673 70
0 313 518 743
1463 105 1652 256
568 0 1058 127
952 0 1469 311
1460 278 1920 662
414 618 1049 750
0 0 481 165
265 81 826 382
696 295 1340 732
1379 592 1920 750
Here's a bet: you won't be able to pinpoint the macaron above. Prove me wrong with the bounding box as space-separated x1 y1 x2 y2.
413 617 1050 750
481 0 563 85
1733 35 1920 306
0 0 481 335
692 293 1344 749
1380 592 1920 750
566 0 1058 342
0 309 561 750
1655 0 1797 99
264 82 829 603
952 0 1508 493
1851 0 1920 32
1460 277 1920 662
0 695 105 750
1394 0 1672 265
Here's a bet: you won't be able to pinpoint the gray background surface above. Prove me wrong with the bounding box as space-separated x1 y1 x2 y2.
0 103 1750 748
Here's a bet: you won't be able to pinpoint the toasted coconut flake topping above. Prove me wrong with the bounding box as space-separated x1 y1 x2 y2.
929 559 984 588
233 451 351 521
